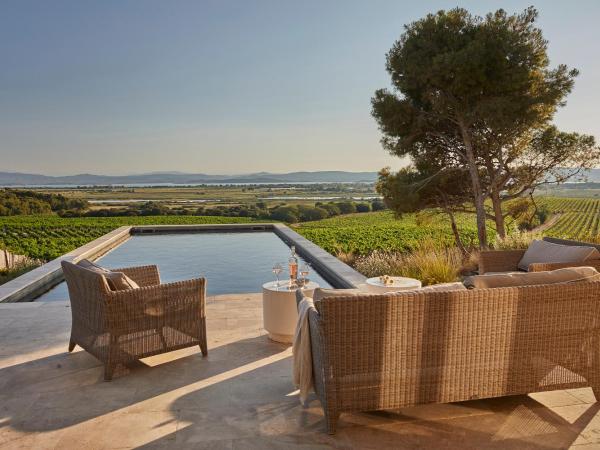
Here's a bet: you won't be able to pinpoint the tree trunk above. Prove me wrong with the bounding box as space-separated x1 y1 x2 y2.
459 123 488 248
490 190 506 239
446 208 468 255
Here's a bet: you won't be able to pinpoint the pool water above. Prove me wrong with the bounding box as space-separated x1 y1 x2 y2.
35 232 331 301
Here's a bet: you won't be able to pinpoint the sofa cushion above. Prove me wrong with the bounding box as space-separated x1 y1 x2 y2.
312 282 465 301
517 240 600 271
464 266 600 289
313 288 364 302
419 282 467 292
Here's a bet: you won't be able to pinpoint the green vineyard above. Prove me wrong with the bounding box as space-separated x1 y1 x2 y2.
296 197 600 255
0 216 256 260
539 197 600 241
294 211 482 255
1 196 600 261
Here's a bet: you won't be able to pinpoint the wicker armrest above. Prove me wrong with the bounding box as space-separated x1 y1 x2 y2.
112 265 161 287
105 278 206 330
478 250 526 274
528 260 600 272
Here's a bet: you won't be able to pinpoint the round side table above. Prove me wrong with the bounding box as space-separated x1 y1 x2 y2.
262 281 318 344
365 276 421 293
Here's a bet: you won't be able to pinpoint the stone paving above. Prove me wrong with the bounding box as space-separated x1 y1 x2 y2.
1 294 600 449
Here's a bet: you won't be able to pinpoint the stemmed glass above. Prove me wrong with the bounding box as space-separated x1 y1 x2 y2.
272 263 283 289
300 263 310 287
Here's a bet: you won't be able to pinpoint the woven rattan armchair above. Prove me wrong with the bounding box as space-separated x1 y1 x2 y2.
61 261 207 381
305 283 600 434
479 237 600 274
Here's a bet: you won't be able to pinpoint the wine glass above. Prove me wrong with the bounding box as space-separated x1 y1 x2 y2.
272 263 283 289
300 263 310 287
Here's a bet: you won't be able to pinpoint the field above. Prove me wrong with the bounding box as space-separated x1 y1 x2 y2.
538 197 600 240
0 216 256 260
294 211 482 255
3 196 600 262
295 197 600 255
32 184 378 210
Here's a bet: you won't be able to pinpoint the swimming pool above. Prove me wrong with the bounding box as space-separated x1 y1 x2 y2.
35 232 331 301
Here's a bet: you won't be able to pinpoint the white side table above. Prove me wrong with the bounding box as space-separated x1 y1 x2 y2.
365 276 421 293
262 281 318 344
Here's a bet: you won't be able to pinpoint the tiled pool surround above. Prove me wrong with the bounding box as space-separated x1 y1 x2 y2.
0 223 366 303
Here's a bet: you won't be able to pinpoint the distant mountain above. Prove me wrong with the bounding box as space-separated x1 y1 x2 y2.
0 170 378 186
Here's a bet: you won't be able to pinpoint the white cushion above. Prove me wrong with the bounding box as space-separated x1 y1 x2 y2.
517 240 600 271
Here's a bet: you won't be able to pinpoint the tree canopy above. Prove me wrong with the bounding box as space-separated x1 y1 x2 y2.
372 7 599 247
0 190 88 216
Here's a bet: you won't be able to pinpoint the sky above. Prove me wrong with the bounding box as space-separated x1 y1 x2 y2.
1 0 599 176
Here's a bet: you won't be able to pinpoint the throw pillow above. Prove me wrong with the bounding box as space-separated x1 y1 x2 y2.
517 240 600 271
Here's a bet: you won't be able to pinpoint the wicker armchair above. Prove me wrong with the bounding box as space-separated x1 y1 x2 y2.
61 261 207 381
479 237 600 274
305 283 600 434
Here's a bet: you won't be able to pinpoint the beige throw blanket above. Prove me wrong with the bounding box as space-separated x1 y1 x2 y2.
293 296 314 405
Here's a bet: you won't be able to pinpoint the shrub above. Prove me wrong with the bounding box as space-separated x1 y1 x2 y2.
0 189 89 215
335 250 357 267
371 200 386 211
269 206 299 223
535 205 550 225
352 243 464 286
0 254 41 286
355 203 371 213
336 201 356 214
319 203 341 217
491 231 539 250
297 206 329 222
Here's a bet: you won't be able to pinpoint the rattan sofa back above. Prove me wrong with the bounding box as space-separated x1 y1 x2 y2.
308 283 600 433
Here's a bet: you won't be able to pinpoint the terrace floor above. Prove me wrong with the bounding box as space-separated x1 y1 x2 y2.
1 295 600 449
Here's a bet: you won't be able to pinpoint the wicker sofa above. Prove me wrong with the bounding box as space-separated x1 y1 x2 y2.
479 237 600 274
62 261 207 381
304 281 600 434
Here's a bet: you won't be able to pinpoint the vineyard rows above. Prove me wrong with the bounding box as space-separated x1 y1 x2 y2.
295 211 482 255
2 196 600 261
0 216 255 260
538 197 600 240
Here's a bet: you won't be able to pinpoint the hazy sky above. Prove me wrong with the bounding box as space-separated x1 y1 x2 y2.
1 1 599 175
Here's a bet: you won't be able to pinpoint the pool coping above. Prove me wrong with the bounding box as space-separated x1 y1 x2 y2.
0 223 366 303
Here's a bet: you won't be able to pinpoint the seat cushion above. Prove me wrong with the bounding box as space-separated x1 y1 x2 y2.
419 282 467 292
313 288 364 302
313 282 465 301
464 266 600 289
517 240 600 271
